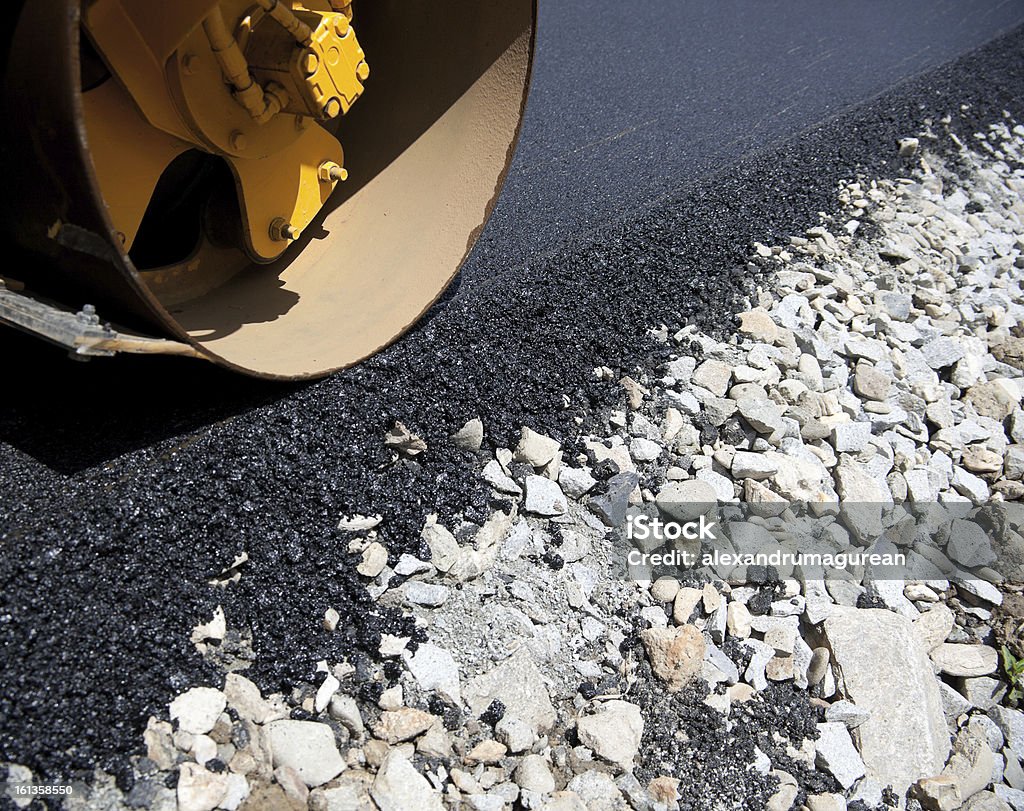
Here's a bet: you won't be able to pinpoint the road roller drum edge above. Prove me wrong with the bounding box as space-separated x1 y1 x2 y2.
0 0 535 378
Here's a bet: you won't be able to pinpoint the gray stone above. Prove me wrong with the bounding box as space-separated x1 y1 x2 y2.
990 707 1024 755
1006 749 1024 789
995 787 1024 811
656 479 718 522
403 581 450 607
913 726 994 811
938 680 973 727
629 437 662 462
328 694 364 735
696 468 737 502
422 522 460 573
845 336 887 363
742 638 776 691
806 794 848 811
404 644 461 705
651 576 680 603
967 714 1004 753
266 720 346 787
731 451 779 480
825 700 871 729
737 397 786 435
692 359 733 397
464 654 556 734
524 475 568 516
914 603 956 650
956 676 1007 711
952 467 991 504
923 337 966 370
807 647 830 686
516 755 556 794
482 460 523 496
852 365 891 401
223 674 270 725
169 687 227 736
497 716 537 754
947 519 997 568
823 608 949 795
576 700 644 772
452 418 484 451
832 422 872 453
514 427 561 467
704 640 740 685
371 750 443 811
961 792 1013 811
559 466 598 499
930 644 998 677
815 722 867 789
589 472 640 527
566 771 624 809
777 294 815 330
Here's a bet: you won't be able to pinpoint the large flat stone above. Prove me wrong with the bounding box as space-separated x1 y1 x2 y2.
823 608 950 797
265 719 346 787
464 652 556 734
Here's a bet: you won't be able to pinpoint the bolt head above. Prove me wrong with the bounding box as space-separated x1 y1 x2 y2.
322 98 342 119
230 131 247 151
356 61 370 81
270 218 299 242
333 16 350 37
303 50 319 77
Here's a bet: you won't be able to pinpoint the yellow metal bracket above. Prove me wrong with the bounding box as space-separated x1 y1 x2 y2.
81 0 369 264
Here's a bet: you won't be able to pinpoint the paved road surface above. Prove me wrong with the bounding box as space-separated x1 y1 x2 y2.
2 0 1024 782
467 0 1024 275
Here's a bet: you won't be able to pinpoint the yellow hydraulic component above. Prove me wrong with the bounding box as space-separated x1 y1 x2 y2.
81 0 368 262
82 80 189 250
233 122 345 258
245 7 370 121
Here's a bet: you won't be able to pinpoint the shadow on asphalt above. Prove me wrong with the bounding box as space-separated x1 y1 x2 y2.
0 325 298 474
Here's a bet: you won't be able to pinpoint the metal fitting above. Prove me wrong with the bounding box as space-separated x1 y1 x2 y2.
270 218 300 242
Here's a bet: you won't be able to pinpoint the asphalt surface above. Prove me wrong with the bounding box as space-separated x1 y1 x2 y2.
468 0 1024 274
2 1 1024 792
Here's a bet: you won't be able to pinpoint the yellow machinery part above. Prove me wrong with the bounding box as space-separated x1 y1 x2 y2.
0 0 535 378
230 124 345 260
82 80 189 251
83 0 365 262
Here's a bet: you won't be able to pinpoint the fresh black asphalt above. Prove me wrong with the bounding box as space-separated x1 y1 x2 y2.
2 2 1024 791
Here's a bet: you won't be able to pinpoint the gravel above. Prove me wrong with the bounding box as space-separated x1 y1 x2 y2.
2 21 1024 811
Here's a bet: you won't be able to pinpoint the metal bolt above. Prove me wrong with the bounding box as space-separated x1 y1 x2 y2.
356 61 370 81
333 15 350 36
230 131 247 151
318 161 348 183
322 98 342 119
182 53 199 75
270 218 300 242
303 50 319 76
